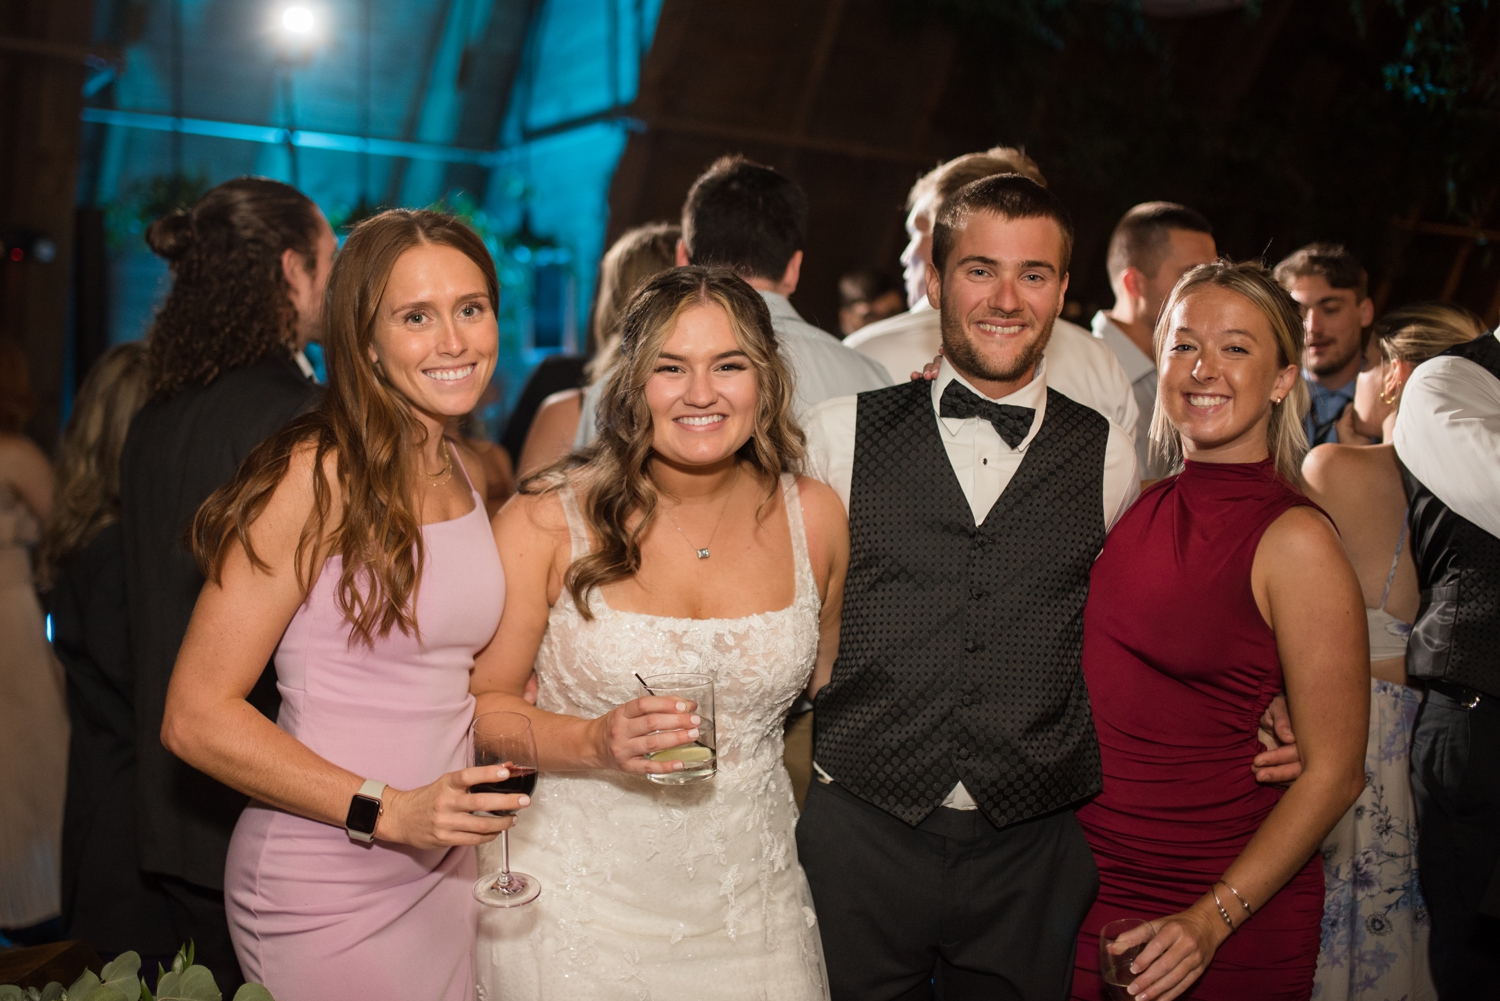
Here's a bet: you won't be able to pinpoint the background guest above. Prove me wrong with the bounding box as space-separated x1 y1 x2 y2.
1073 260 1367 1001
0 337 65 943
1274 244 1375 447
1392 314 1500 1000
39 342 176 961
836 269 903 337
1301 303 1481 1000
844 146 1140 436
164 209 524 1000
120 176 334 989
1092 202 1218 478
516 221 678 477
574 155 893 446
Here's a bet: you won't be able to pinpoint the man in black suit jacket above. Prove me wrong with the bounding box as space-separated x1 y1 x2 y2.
120 178 335 989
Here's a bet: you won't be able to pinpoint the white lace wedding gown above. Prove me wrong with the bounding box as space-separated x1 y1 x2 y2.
476 474 830 1001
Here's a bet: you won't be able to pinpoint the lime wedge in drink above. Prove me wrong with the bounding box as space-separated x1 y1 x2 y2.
649 743 713 764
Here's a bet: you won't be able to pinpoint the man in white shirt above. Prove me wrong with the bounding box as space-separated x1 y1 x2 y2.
844 146 1139 437
574 155 891 445
1393 328 1500 997
797 174 1137 1000
1091 202 1217 479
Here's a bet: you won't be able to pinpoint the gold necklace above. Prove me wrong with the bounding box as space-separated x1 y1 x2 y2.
423 440 454 489
661 465 740 560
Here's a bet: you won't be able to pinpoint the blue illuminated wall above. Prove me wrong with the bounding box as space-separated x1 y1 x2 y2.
81 0 661 426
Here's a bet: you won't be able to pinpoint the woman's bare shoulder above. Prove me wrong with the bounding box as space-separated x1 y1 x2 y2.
0 433 51 477
794 475 846 528
493 475 572 542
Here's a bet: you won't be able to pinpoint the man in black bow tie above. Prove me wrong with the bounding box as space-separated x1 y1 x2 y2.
799 174 1139 1000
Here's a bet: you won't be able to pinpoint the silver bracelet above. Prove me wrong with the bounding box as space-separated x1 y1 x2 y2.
1218 879 1253 917
1210 885 1236 933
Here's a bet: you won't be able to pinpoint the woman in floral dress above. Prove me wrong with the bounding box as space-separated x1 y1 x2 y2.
1301 303 1486 1000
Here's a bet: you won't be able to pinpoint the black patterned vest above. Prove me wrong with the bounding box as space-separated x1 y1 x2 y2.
1404 333 1500 698
814 378 1107 828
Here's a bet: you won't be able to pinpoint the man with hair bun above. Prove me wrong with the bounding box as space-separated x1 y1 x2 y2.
845 146 1139 437
1092 201 1218 479
120 177 334 990
1273 243 1375 446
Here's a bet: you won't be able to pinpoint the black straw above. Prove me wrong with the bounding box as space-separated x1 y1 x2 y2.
634 673 656 696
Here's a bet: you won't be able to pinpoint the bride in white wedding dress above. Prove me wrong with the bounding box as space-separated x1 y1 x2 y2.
471 267 847 1000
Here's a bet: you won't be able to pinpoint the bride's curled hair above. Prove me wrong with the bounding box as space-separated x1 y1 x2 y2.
526 266 804 619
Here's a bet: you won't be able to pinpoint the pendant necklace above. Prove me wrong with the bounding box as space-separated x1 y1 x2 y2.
662 464 740 560
423 440 454 489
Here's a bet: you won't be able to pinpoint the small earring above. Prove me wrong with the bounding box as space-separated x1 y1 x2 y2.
1380 389 1399 406
1272 397 1282 405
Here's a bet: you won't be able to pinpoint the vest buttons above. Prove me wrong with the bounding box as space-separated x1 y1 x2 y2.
964 639 983 653
970 587 987 601
957 747 971 759
962 694 974 707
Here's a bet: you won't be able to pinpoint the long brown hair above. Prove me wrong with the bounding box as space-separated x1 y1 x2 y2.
526 267 804 619
585 222 679 380
38 343 151 588
1149 259 1310 484
193 209 499 645
145 177 321 400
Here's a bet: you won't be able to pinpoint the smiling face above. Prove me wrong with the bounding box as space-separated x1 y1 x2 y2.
1158 285 1300 462
366 242 498 429
644 302 759 471
927 210 1068 398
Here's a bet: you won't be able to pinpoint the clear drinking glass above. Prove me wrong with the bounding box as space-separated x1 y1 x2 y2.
1099 917 1152 1000
639 672 715 784
469 711 541 907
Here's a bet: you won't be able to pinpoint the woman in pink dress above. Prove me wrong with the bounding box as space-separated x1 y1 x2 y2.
162 210 526 1001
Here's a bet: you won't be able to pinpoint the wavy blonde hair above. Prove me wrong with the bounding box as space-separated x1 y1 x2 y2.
585 222 679 380
525 266 804 619
38 343 151 588
1371 302 1484 365
1149 259 1310 484
193 209 499 646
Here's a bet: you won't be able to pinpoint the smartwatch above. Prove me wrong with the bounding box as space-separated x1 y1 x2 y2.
345 779 387 843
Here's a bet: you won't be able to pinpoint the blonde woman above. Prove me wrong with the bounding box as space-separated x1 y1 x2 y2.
1071 260 1368 1001
1301 303 1483 1001
41 342 176 955
515 222 679 477
473 266 847 999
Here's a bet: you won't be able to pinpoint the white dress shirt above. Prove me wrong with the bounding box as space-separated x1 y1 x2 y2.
803 357 1141 808
575 289 893 447
1091 311 1169 479
842 298 1142 439
1393 330 1500 539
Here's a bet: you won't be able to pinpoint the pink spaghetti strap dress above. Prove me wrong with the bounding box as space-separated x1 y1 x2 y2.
225 453 503 1001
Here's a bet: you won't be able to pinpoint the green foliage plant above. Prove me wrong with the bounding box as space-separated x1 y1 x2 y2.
0 944 273 1001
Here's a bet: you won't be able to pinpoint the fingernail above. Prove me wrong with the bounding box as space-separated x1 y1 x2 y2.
688 728 700 738
690 714 702 725
518 795 530 806
673 762 683 770
1129 963 1138 974
675 701 688 711
497 768 509 779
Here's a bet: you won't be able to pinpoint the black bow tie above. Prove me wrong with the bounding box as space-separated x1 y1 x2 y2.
939 380 1035 448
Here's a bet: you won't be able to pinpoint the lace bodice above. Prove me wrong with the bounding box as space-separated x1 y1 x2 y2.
477 473 829 1000
537 473 821 782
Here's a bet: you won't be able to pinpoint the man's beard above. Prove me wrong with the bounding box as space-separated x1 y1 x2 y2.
1308 338 1361 380
939 293 1055 385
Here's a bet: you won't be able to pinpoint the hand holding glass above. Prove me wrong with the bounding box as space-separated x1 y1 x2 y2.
1099 917 1153 1000
639 673 715 784
469 711 540 907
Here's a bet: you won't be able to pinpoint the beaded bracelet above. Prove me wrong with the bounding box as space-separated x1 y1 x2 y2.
1210 885 1237 933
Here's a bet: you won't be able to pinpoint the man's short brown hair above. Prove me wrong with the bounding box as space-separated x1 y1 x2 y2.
931 174 1074 277
1273 242 1369 301
1106 202 1214 283
907 146 1047 216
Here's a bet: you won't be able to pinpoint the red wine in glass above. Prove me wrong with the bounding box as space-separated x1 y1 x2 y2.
469 765 537 816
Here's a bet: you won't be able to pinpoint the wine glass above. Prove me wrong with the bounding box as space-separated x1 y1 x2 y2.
469 711 541 907
1099 917 1152 1000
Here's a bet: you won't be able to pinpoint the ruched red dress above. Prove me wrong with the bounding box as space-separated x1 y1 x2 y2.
1070 459 1324 1001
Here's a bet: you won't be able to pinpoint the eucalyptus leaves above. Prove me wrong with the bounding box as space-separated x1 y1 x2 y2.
0 944 273 1001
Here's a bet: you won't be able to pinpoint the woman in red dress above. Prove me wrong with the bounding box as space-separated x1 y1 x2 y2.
1071 260 1369 1001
